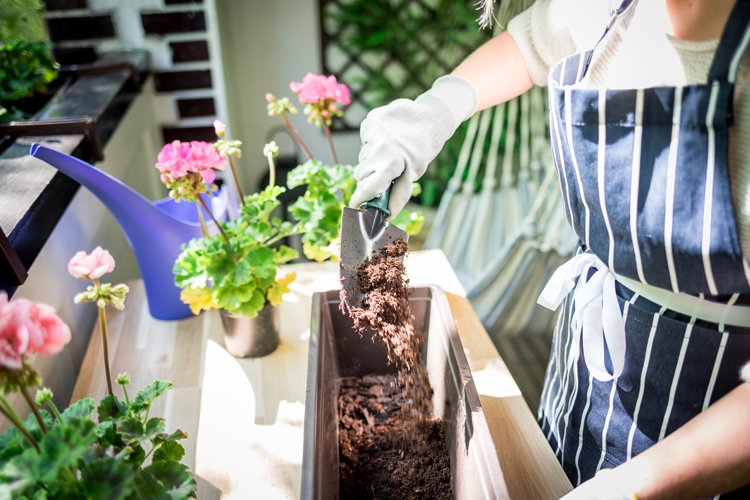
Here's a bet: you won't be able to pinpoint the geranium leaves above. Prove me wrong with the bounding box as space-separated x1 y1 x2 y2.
0 378 195 498
174 185 301 317
132 381 173 414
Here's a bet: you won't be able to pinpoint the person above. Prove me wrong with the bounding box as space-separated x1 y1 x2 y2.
348 0 750 498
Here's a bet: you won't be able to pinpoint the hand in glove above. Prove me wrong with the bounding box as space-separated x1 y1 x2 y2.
349 75 477 217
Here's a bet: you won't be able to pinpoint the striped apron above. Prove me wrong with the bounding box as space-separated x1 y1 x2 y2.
536 0 750 495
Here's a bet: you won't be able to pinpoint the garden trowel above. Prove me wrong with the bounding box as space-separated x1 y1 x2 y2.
340 187 408 310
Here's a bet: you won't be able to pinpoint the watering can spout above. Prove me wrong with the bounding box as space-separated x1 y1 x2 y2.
30 143 223 321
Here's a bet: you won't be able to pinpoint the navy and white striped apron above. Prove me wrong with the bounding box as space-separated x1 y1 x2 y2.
537 0 750 495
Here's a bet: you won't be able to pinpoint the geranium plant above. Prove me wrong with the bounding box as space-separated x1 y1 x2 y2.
0 250 195 498
168 127 300 318
267 72 423 262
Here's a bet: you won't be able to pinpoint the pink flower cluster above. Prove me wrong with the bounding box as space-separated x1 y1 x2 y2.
67 246 115 280
0 292 71 369
290 73 351 106
155 140 225 184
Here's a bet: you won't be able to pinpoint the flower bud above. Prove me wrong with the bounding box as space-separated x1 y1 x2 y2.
213 119 226 138
263 141 280 158
35 387 53 405
116 372 131 385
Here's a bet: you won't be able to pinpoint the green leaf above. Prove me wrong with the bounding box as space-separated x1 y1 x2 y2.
0 446 38 497
62 398 95 423
132 461 196 500
233 289 266 317
227 259 253 286
1 416 99 495
274 245 298 264
152 440 185 463
0 426 27 468
95 420 120 448
132 380 173 414
119 417 145 443
246 247 277 280
98 394 127 421
213 284 254 311
80 457 136 500
145 418 166 439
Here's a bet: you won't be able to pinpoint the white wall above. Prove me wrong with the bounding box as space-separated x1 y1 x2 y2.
216 0 360 192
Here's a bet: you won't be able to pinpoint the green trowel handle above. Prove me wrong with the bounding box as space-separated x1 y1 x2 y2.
360 186 391 217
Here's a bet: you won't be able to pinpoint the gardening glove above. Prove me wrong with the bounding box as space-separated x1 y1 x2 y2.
349 74 477 217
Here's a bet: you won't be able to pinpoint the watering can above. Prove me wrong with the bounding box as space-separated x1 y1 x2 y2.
30 143 230 321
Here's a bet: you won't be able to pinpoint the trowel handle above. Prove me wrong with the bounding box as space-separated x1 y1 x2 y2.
360 186 391 217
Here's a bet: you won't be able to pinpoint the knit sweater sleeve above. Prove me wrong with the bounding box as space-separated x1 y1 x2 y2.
507 0 613 86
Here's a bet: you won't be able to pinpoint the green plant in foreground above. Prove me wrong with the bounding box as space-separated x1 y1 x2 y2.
0 380 194 499
0 283 194 499
174 185 300 316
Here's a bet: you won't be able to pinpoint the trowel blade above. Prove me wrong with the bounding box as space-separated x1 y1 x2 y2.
339 205 408 310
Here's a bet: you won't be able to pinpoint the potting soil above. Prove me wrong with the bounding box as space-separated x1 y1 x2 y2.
339 240 453 499
338 375 452 499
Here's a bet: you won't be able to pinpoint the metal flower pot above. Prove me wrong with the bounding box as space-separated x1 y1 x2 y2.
219 304 280 357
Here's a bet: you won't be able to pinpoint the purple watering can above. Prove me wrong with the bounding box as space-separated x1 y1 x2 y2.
30 143 229 321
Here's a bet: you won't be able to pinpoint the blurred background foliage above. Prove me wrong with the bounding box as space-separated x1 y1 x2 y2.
0 0 59 121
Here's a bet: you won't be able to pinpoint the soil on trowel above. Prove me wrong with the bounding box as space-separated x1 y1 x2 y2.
339 239 453 499
338 374 452 500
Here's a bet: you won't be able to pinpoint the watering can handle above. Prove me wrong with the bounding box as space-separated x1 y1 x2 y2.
360 185 391 217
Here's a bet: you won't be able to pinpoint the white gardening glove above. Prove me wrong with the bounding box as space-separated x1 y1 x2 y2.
349 74 477 217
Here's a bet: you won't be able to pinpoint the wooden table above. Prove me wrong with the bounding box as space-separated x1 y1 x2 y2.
70 250 572 499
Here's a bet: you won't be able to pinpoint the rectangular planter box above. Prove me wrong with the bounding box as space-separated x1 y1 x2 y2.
302 286 507 499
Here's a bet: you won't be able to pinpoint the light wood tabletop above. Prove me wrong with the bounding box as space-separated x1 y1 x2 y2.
70 249 572 499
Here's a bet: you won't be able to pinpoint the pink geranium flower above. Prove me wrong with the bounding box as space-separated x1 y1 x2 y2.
155 140 224 184
156 140 193 179
0 292 71 369
188 140 225 184
68 246 115 280
290 73 351 106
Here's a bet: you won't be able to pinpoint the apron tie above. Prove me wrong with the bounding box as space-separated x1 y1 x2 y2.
538 252 626 381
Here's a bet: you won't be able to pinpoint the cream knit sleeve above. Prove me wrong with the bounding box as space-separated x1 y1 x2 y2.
507 0 613 86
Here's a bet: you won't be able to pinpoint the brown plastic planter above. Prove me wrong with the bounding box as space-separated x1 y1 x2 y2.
302 286 507 499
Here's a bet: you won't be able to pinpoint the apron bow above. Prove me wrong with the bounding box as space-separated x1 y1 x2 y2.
538 252 626 381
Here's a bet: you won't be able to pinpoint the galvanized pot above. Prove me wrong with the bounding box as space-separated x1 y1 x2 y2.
219 304 280 357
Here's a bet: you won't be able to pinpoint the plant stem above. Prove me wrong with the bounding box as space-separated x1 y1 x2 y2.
281 112 313 161
198 196 230 243
18 385 46 434
0 396 39 451
120 385 131 406
264 228 305 247
323 124 338 164
0 393 20 422
47 400 64 425
91 288 114 398
266 154 276 188
194 201 209 237
226 156 246 206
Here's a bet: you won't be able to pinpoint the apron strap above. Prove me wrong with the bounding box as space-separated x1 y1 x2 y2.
579 0 637 79
707 0 750 84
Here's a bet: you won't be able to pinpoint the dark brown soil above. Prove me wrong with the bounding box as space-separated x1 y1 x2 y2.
339 239 452 499
338 375 452 500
